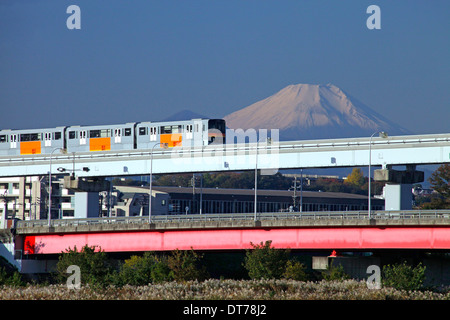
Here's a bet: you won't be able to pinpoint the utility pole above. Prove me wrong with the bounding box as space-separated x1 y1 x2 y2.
291 176 298 208
191 173 195 213
289 170 304 212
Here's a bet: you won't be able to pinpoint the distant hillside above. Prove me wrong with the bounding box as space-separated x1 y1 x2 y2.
224 83 411 141
161 109 208 122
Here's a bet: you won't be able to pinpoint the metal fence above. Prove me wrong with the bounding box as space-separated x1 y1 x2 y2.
15 209 450 229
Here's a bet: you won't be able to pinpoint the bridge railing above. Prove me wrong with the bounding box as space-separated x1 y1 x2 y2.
14 209 450 229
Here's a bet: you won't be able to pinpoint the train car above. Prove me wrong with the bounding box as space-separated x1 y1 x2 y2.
65 123 136 153
135 118 226 150
0 127 66 156
0 118 226 156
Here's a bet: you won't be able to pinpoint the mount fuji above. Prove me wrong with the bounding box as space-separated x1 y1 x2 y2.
223 83 411 141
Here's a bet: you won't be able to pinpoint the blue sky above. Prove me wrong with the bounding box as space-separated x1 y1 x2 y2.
1 0 449 134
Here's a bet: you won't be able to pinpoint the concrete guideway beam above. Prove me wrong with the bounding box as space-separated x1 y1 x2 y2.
374 165 424 184
63 176 110 192
0 132 449 178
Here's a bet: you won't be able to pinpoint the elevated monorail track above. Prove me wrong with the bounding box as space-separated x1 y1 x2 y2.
0 132 449 177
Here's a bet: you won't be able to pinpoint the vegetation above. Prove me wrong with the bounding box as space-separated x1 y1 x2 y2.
55 245 209 286
167 249 209 282
429 164 450 199
3 279 450 300
243 241 291 280
283 260 309 281
0 267 25 287
114 252 172 286
0 243 448 300
56 245 113 287
345 168 365 187
321 262 350 281
382 262 426 291
420 164 450 209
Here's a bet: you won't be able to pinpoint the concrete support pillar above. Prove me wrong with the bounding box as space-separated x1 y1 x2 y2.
374 165 423 211
74 192 100 218
384 184 412 210
64 176 110 219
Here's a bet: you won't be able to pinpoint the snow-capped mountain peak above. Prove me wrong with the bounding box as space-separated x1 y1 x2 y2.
224 83 410 140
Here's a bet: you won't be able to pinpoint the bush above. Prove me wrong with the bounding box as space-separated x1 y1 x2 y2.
382 261 426 291
243 241 291 280
56 245 113 287
117 252 172 285
0 267 25 287
283 260 308 281
167 248 209 282
321 261 350 281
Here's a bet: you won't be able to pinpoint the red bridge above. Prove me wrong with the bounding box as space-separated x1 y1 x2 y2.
15 211 450 254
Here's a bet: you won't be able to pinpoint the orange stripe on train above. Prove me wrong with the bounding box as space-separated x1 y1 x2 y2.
90 137 111 151
20 141 41 155
160 134 182 148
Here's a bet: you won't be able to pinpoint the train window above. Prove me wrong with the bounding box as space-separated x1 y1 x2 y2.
20 133 40 141
208 119 226 133
139 127 147 135
0 135 7 143
161 126 172 134
69 131 77 139
173 125 182 133
124 128 132 136
161 125 182 134
54 132 61 140
90 129 110 138
90 130 100 138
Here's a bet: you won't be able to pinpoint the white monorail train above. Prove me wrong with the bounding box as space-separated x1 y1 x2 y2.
0 119 226 156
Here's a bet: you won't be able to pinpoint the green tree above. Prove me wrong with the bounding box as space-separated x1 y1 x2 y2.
283 259 308 281
243 240 290 280
429 164 450 198
56 245 112 287
167 248 209 282
419 195 449 209
427 164 450 208
117 252 172 285
382 261 426 291
0 267 25 287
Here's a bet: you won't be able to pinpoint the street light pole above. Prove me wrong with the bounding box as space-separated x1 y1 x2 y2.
149 142 168 224
368 131 388 219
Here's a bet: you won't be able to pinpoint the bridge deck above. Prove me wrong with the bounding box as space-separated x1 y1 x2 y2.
14 210 450 235
13 210 450 254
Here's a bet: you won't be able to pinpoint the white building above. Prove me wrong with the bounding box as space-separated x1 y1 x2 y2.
0 176 76 225
0 177 169 227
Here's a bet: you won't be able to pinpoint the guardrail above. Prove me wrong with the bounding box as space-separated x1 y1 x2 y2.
15 209 450 229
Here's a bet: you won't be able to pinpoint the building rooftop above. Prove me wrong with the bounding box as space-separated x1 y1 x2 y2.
150 185 373 200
